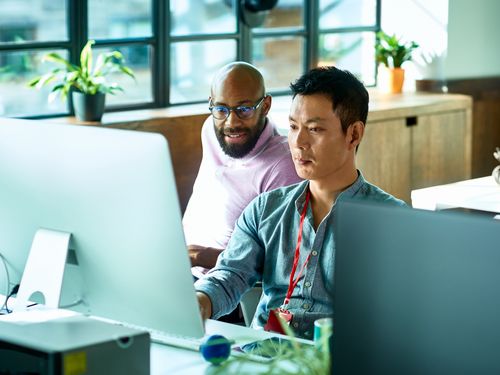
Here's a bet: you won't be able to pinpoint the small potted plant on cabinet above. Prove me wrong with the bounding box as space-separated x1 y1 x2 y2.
28 40 135 122
375 30 419 94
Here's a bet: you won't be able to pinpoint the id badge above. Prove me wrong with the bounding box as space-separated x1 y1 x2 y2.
264 307 293 334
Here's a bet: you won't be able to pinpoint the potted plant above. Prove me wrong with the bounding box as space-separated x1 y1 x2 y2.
28 40 135 122
375 30 419 93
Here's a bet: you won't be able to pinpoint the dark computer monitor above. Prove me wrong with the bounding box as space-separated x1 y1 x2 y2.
0 118 204 338
333 200 500 374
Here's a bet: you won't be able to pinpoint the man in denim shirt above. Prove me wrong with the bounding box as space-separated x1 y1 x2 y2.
195 66 406 340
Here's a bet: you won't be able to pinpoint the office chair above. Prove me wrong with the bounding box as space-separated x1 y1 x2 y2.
240 282 263 326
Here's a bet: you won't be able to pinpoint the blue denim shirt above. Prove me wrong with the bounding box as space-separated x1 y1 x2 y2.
195 172 406 339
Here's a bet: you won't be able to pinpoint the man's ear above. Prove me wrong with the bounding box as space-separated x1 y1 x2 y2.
347 121 364 150
262 95 272 116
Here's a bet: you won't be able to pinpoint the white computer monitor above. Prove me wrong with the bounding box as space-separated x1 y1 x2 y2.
0 118 204 338
333 200 500 374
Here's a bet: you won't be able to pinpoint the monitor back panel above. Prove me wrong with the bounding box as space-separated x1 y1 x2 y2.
0 119 204 338
333 201 500 375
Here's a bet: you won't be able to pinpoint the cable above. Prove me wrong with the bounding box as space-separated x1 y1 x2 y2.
0 251 84 312
0 252 10 296
60 298 84 308
1 284 19 314
0 252 12 313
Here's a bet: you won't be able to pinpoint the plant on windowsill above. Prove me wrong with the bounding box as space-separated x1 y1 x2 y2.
28 40 135 122
375 30 419 94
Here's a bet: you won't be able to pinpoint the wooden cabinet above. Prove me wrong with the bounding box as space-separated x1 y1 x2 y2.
417 76 500 178
357 93 472 204
357 117 412 202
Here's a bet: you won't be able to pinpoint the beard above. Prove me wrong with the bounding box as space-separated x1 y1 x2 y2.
214 115 266 158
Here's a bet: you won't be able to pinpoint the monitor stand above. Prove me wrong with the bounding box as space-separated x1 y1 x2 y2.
13 229 71 311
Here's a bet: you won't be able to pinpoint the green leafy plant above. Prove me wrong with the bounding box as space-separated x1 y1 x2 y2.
375 30 419 69
28 40 135 102
208 340 329 375
207 320 330 375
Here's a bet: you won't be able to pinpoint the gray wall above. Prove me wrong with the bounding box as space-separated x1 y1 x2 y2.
446 0 500 79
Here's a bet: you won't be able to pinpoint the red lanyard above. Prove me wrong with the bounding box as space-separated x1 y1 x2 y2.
283 189 312 307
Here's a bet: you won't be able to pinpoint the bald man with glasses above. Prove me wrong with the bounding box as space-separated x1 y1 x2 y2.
183 62 301 275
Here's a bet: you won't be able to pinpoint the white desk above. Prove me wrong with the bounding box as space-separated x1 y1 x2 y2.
151 319 292 374
411 176 500 215
0 303 312 374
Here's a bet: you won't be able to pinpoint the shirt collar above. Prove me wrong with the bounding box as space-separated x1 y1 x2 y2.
336 170 366 201
294 180 311 214
293 171 367 213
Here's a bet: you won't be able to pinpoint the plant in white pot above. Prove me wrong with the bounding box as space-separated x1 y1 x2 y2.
375 30 418 94
28 40 135 122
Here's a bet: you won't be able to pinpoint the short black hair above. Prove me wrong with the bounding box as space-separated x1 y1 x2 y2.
290 66 369 133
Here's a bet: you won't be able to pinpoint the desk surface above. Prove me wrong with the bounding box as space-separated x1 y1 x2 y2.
0 304 312 374
411 176 500 214
152 319 289 374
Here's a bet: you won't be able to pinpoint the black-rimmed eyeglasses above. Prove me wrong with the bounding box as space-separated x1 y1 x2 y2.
209 96 266 120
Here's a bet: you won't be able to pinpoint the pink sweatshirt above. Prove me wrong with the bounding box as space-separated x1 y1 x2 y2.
182 115 301 250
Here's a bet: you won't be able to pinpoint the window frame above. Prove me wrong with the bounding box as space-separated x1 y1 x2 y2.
0 0 380 119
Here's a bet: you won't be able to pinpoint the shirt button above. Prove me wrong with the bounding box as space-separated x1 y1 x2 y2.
304 281 311 287
293 322 299 328
311 250 318 256
302 303 309 309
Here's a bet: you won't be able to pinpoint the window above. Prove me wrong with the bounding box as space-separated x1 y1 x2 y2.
0 0 380 118
318 0 379 86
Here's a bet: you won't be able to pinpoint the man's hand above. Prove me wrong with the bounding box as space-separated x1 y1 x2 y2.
196 292 213 320
188 245 223 268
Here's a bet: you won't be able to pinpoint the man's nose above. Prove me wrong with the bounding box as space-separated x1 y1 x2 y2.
226 109 242 126
292 127 309 149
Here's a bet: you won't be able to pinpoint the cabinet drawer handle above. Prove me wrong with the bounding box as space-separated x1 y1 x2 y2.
406 116 418 126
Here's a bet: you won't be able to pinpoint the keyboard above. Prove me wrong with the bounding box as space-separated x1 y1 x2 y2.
149 329 204 351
